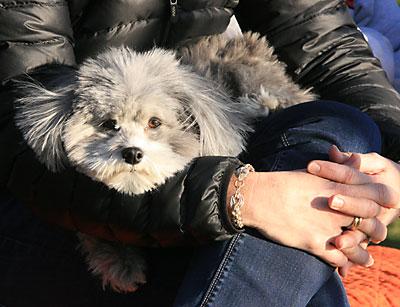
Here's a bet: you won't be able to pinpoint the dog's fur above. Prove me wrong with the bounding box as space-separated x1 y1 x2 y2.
14 32 315 292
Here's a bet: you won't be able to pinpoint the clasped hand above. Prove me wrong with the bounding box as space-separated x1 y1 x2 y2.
241 146 400 277
307 145 400 276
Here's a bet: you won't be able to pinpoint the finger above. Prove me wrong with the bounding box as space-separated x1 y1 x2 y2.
335 230 367 250
334 232 374 267
329 145 351 164
343 152 386 174
339 182 400 209
357 218 387 243
322 245 349 268
328 146 387 174
338 261 354 278
328 194 381 218
308 160 372 184
336 218 385 246
341 246 373 267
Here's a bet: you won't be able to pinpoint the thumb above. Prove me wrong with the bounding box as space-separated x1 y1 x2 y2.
329 145 351 164
329 146 385 174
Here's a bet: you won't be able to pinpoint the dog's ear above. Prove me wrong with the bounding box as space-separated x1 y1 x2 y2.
174 71 252 156
12 65 77 172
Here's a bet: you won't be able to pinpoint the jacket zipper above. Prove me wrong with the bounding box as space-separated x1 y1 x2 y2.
162 0 179 46
170 0 179 23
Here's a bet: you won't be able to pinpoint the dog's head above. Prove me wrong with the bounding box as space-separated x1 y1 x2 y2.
15 47 250 194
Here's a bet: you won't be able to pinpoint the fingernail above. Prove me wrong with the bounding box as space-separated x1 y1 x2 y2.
366 256 374 267
331 196 344 209
308 162 320 173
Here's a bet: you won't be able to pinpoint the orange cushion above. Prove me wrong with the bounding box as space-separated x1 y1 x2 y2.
342 246 400 307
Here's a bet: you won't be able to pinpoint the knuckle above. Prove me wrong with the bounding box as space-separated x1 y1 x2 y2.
367 218 378 239
348 153 361 166
343 167 355 183
369 219 387 243
365 202 379 218
372 183 399 207
371 218 378 233
376 183 390 204
341 232 357 247
335 182 348 196
349 232 360 246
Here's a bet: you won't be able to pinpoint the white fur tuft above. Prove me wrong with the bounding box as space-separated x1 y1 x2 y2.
14 71 76 172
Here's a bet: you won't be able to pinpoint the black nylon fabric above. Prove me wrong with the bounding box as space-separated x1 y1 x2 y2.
235 0 400 159
0 0 241 245
1 0 400 245
1 82 240 244
0 0 76 82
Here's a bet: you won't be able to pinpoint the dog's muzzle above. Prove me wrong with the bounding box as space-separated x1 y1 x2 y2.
121 147 143 165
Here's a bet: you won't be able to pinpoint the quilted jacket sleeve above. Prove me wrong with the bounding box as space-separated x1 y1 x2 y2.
0 0 241 246
0 0 76 81
235 0 400 160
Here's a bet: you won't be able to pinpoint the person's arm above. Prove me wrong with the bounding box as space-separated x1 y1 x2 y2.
1 81 242 245
0 0 242 246
0 0 390 269
235 0 400 160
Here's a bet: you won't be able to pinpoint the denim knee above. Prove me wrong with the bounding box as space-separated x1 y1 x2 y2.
241 100 382 171
278 100 382 154
311 100 382 154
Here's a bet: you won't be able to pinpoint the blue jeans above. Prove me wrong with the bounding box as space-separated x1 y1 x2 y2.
174 101 381 307
0 101 381 306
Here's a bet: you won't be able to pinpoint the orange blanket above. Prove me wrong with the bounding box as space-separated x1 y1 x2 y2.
342 246 400 307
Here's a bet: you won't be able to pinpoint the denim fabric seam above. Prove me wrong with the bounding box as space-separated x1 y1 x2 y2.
281 132 290 147
200 234 242 307
269 154 281 172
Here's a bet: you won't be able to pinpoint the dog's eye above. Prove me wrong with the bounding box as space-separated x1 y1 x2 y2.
148 117 162 129
101 119 120 131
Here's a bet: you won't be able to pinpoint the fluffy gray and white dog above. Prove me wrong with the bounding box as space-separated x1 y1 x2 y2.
14 32 315 292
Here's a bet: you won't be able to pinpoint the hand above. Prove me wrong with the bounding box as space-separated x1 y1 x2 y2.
230 169 389 268
307 145 400 275
328 146 400 225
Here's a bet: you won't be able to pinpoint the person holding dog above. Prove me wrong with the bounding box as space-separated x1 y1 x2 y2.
0 0 400 306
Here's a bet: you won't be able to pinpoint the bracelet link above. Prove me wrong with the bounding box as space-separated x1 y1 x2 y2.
229 164 254 229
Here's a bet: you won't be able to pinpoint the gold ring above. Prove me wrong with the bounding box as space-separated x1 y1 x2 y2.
348 216 363 230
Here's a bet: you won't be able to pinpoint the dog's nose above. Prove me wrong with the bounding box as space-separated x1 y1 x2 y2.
121 147 143 165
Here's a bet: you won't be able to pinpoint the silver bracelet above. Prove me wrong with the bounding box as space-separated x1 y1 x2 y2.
230 164 255 229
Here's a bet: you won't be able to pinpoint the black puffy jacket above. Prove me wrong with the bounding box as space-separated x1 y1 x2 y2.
1 0 400 246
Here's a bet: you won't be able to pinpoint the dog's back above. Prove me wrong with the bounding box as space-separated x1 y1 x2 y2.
178 32 315 111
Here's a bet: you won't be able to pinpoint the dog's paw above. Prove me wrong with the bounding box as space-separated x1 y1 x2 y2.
78 234 147 293
97 255 147 293
102 266 146 293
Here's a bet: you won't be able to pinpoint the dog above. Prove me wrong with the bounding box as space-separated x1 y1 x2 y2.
14 32 315 292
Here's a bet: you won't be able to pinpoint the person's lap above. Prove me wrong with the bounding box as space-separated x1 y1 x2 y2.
175 100 381 307
0 100 381 306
